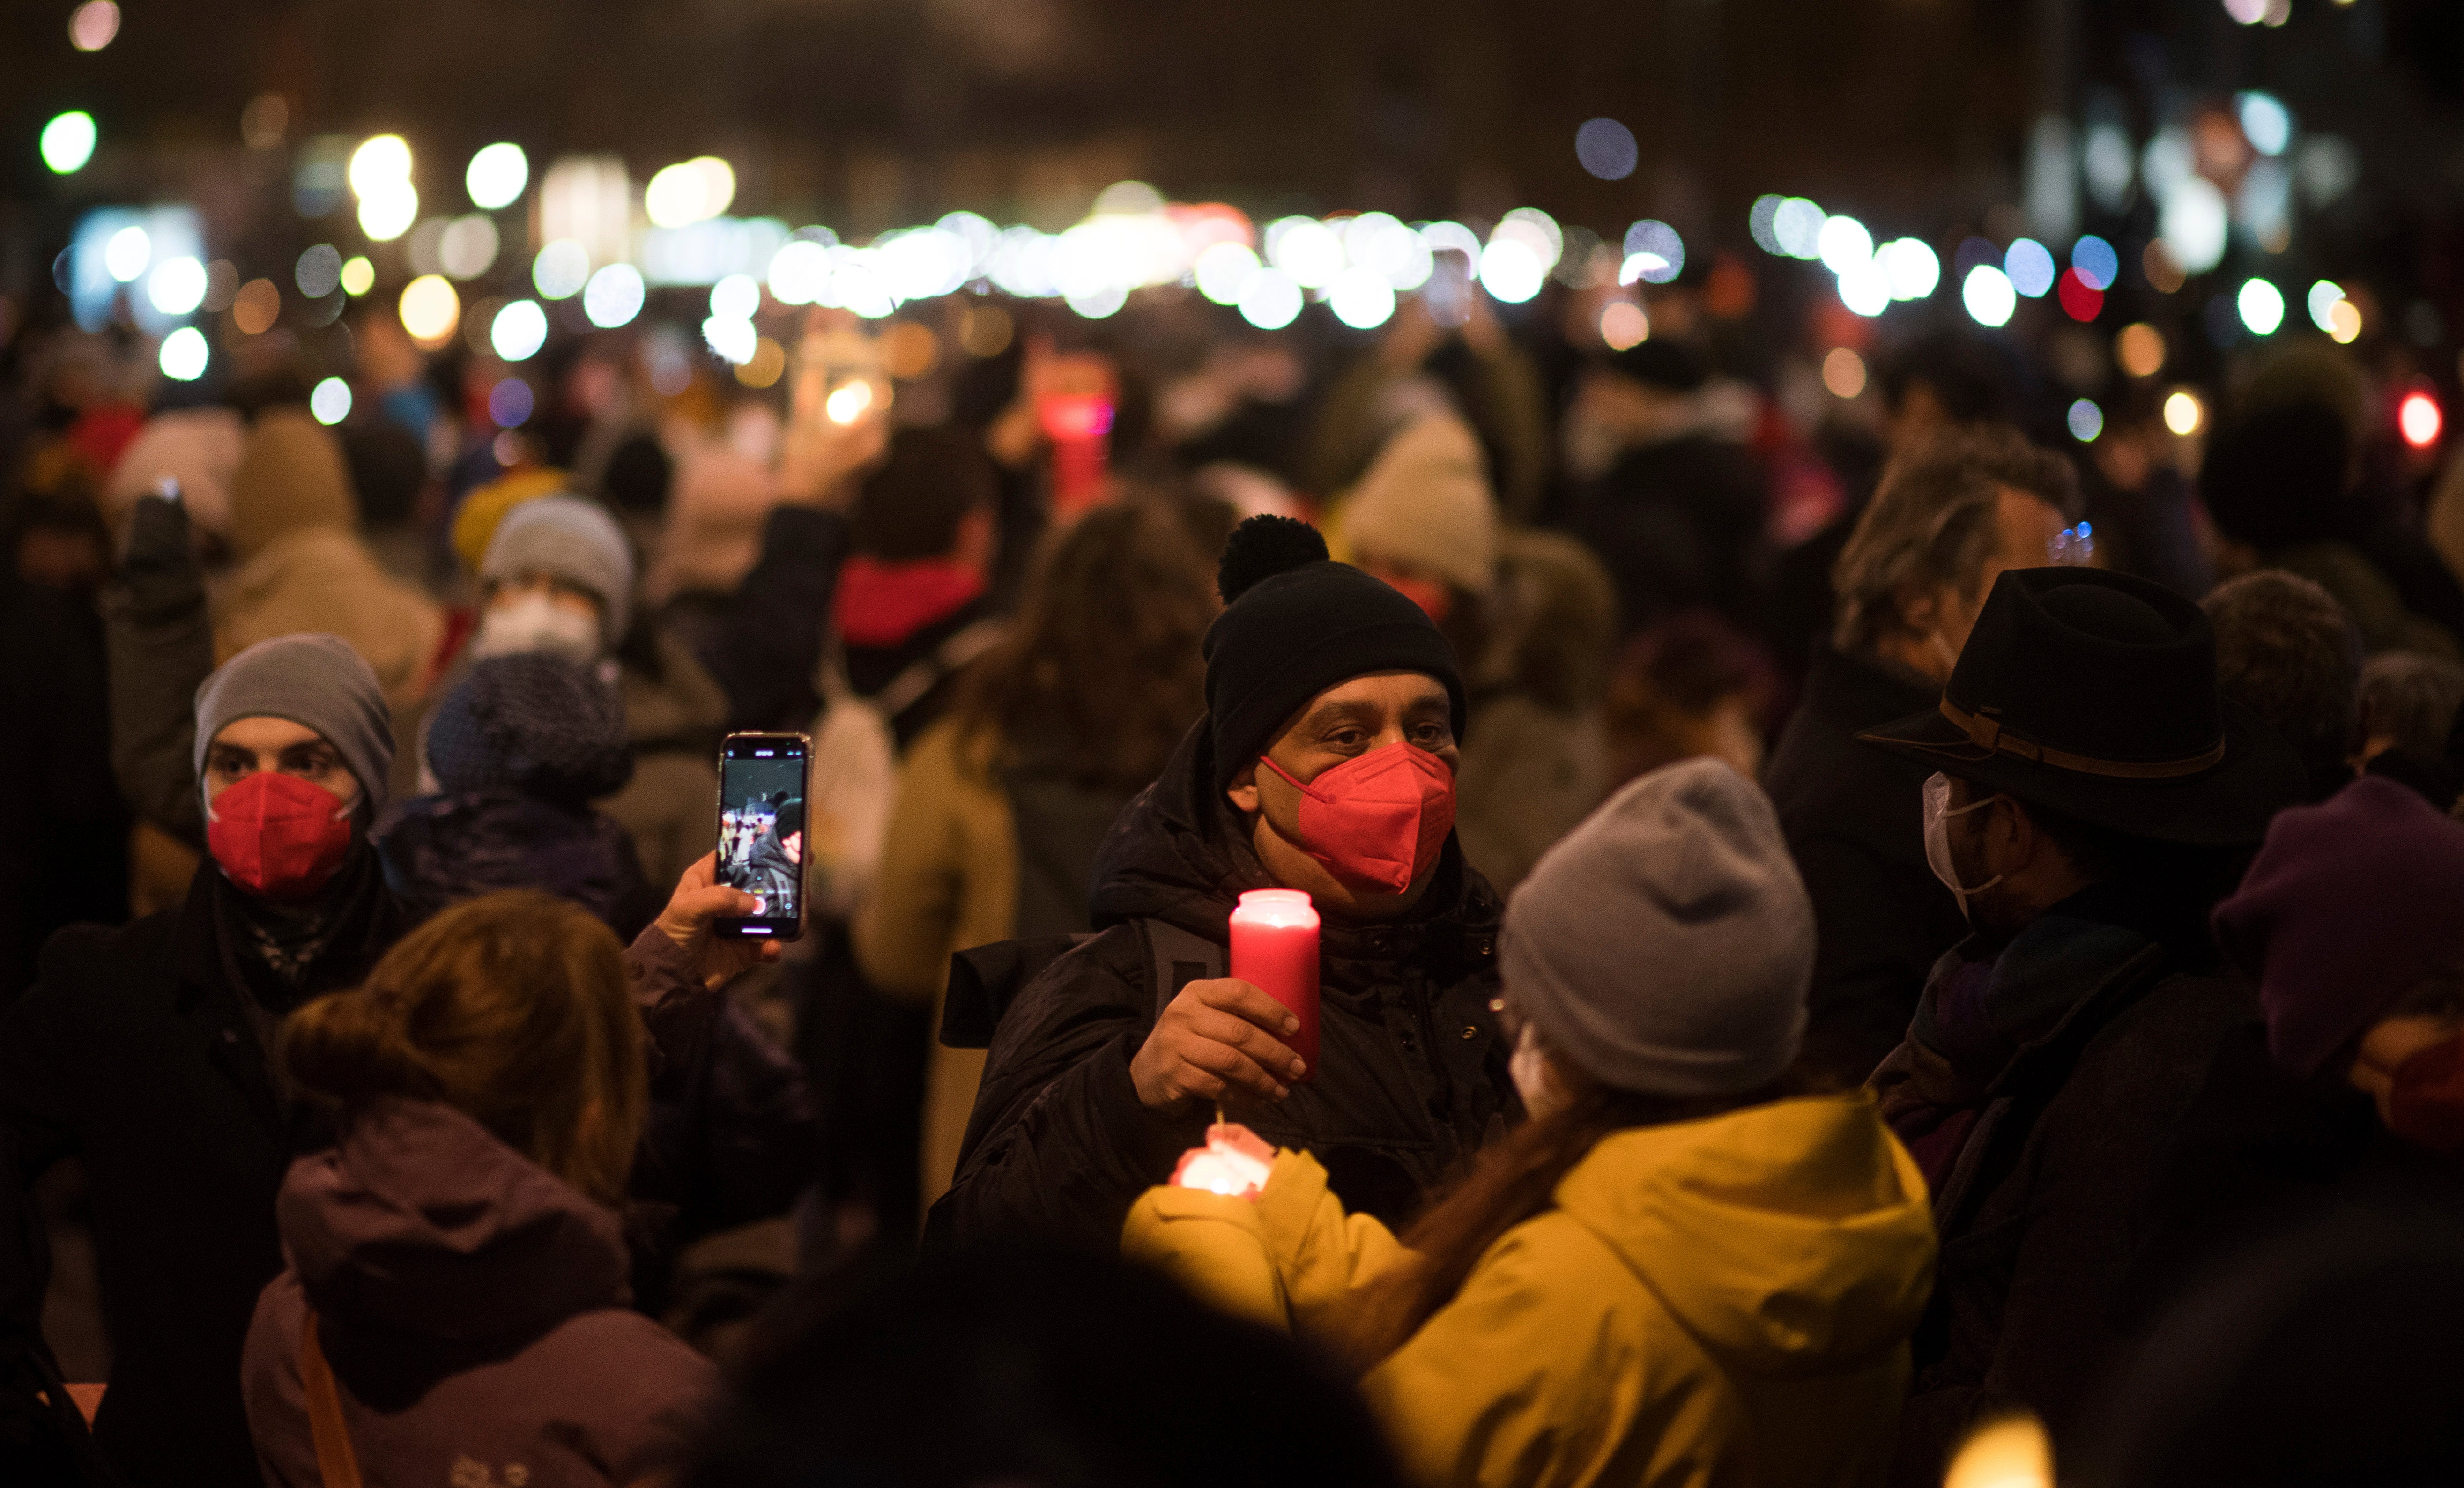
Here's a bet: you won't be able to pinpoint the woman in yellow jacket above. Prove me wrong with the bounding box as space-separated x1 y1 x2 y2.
855 498 1220 1209
1125 759 1938 1488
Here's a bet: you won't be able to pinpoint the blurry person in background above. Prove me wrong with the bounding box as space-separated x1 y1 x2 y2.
214 408 444 716
2201 399 2460 658
378 652 659 937
458 492 727 889
349 309 444 457
2078 385 2214 599
100 404 244 557
1768 331 2022 670
339 421 435 585
1340 413 1618 892
854 499 1219 1226
2350 650 2464 809
654 395 791 606
240 892 712 1488
0 461 127 1000
1858 568 2302 1483
698 425 999 748
0 637 406 1488
2202 570 2362 806
1563 340 1769 637
1603 610 1781 787
1762 427 2076 1082
1309 290 1550 523
1125 762 1937 1488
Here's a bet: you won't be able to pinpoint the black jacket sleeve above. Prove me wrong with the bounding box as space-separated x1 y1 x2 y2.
696 505 850 735
925 928 1207 1254
0 944 91 1485
104 496 216 849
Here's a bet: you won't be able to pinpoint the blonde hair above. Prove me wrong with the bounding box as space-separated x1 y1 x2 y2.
280 890 647 1205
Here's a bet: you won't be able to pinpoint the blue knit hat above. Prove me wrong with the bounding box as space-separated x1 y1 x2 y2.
426 653 633 807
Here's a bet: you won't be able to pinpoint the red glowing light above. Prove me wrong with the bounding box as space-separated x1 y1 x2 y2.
2401 392 2443 450
2056 268 2103 323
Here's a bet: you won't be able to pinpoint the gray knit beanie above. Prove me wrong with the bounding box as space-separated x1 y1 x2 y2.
1501 757 1814 1098
193 634 396 816
479 494 635 645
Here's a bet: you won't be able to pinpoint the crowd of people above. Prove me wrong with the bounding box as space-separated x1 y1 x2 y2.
6 252 2464 1488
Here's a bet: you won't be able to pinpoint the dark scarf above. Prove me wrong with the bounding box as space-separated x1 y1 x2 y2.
209 840 401 1091
1883 880 2213 1187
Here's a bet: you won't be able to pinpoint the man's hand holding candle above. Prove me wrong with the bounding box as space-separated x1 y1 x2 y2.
1129 978 1308 1113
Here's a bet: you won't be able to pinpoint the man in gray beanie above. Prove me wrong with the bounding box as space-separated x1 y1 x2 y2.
1502 755 1816 1108
0 632 412 1488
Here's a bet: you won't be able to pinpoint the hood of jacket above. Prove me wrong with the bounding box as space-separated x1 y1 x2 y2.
1553 1094 1936 1377
1087 718 1498 959
278 1096 631 1343
215 526 444 710
230 407 360 563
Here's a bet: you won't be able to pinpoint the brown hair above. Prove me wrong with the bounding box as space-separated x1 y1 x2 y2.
1831 424 2079 656
951 497 1219 788
1329 1061 1805 1372
280 890 647 1205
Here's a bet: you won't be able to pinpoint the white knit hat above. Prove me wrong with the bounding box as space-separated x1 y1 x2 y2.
1502 758 1815 1097
1341 413 1499 598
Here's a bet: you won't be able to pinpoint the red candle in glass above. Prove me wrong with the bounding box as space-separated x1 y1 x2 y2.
1230 888 1319 1079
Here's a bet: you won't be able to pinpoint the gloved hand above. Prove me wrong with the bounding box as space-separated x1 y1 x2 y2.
117 492 204 624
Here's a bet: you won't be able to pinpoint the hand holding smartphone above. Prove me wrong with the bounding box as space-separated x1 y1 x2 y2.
717 732 811 941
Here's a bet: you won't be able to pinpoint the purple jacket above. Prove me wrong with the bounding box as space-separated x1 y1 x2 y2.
240 1095 715 1487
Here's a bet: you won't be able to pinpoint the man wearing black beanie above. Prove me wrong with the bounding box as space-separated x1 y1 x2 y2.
927 517 1517 1252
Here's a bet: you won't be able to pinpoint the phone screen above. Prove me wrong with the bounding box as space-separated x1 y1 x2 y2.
717 733 810 940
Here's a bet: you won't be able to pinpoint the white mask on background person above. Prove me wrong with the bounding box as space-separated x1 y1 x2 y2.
1509 1020 1565 1121
1922 771 2004 918
471 591 600 664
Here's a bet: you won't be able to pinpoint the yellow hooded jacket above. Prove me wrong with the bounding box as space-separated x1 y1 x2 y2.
1123 1094 1936 1488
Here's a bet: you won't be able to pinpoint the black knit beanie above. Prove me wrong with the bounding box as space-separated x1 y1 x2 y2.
1203 515 1466 792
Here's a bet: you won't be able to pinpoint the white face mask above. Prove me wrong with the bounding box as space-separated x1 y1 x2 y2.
472 591 601 664
1922 771 2004 919
1509 1020 1565 1122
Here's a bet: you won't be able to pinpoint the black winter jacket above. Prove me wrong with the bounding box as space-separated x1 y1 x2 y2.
1871 897 2257 1486
1763 644 1967 1083
0 860 401 1488
925 723 1518 1254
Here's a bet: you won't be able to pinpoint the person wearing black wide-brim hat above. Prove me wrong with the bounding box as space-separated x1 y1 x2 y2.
1854 566 2306 1487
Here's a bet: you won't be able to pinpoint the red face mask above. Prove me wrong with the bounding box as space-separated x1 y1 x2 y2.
1259 742 1456 895
206 771 357 902
2388 1033 2464 1154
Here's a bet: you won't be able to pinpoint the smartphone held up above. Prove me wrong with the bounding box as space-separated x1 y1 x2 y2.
716 732 811 941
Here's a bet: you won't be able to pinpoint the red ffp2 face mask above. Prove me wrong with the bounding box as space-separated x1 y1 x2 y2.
206 771 356 902
1260 742 1455 895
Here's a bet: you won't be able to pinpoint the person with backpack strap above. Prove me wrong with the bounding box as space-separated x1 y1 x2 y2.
926 516 1521 1254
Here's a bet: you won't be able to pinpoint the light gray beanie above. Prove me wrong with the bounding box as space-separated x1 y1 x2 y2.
193 634 396 816
1501 757 1814 1098
479 494 635 645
